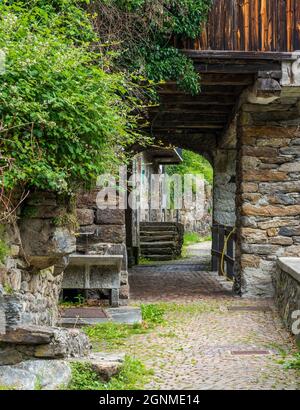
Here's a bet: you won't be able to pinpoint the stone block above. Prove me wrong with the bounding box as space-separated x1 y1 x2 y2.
267 228 279 237
259 181 300 194
243 170 288 182
95 209 125 225
76 208 95 226
258 218 299 230
20 220 76 270
256 138 290 147
34 328 91 359
240 228 267 243
242 146 278 158
269 236 294 245
280 146 300 155
279 162 300 172
78 225 126 244
0 360 72 390
240 254 261 269
0 346 23 366
7 269 22 291
119 284 130 300
242 204 300 217
92 361 122 382
76 190 99 209
241 243 281 255
0 325 54 345
22 204 67 219
241 183 258 193
243 126 298 138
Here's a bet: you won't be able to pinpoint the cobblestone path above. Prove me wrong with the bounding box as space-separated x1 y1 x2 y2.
126 244 299 390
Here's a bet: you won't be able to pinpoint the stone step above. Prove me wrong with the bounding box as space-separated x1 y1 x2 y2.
140 241 177 247
140 222 177 226
140 228 177 234
140 255 175 261
141 248 175 255
140 235 175 242
0 325 54 345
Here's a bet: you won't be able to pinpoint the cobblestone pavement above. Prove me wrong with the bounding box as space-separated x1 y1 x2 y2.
125 243 300 390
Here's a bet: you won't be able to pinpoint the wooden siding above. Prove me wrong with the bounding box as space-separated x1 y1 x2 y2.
187 0 300 52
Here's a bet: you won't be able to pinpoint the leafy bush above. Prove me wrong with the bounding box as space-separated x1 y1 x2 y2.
183 232 211 246
0 0 145 193
167 149 213 184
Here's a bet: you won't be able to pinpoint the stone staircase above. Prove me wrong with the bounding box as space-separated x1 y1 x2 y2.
139 222 184 261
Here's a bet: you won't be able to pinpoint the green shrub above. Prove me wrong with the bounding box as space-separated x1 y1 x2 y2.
0 0 146 193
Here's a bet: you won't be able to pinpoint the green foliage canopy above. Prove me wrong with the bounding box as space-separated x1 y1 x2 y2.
167 149 213 185
90 0 212 94
0 0 145 193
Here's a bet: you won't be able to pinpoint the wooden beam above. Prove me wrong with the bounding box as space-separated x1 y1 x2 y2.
183 50 295 60
159 85 247 96
152 124 225 130
151 113 228 122
200 74 254 85
194 62 281 74
149 105 233 114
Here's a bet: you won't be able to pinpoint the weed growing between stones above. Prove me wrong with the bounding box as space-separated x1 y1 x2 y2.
84 302 220 351
68 356 153 390
83 304 166 349
283 353 300 371
0 225 8 264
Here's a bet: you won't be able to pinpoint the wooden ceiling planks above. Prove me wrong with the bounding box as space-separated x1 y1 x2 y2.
191 0 300 52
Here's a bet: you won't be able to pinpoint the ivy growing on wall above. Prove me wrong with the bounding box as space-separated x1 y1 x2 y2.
89 0 212 94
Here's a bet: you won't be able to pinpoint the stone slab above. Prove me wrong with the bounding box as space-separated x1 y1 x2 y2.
0 325 54 345
0 360 72 390
58 307 142 327
278 257 300 284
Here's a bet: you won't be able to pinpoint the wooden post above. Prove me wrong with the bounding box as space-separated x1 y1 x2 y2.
212 224 219 271
218 225 225 276
226 228 235 279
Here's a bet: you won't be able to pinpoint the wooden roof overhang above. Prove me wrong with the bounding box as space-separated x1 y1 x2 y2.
148 50 296 152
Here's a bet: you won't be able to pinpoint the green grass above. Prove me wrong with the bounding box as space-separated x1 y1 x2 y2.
138 257 154 265
84 301 218 350
83 304 166 349
183 232 212 247
283 353 300 371
68 356 153 390
0 385 15 390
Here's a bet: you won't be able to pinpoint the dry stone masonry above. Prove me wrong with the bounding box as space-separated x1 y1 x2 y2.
236 83 300 297
74 189 129 304
274 258 300 346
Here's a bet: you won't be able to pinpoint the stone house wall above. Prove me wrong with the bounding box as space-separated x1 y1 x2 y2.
0 192 76 327
236 94 300 297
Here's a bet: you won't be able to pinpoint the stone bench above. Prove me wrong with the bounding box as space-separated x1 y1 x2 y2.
62 255 123 307
275 258 300 345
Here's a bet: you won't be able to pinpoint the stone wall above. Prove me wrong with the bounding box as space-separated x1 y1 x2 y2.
236 93 300 296
75 190 129 303
213 149 237 227
0 192 76 327
274 258 300 345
